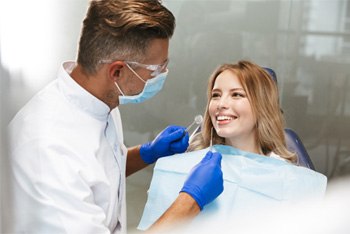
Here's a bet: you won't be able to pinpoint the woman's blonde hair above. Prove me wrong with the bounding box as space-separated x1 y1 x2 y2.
188 60 296 163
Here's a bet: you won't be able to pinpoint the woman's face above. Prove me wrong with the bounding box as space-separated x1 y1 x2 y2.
209 70 257 148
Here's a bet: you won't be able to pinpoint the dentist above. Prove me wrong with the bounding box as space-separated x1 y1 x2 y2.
7 0 223 233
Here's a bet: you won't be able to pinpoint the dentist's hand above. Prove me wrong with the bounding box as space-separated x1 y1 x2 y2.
140 125 189 164
180 151 224 210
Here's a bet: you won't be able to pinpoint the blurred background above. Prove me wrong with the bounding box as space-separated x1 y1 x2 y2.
1 0 350 232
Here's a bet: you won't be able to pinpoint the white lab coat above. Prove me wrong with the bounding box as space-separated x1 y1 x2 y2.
8 61 127 233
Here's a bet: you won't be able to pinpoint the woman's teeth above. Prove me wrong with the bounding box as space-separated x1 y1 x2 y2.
217 115 233 121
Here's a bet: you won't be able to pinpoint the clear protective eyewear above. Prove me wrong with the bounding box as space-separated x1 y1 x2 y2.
99 59 169 77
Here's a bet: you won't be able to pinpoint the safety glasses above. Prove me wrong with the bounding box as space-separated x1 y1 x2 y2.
126 60 168 77
99 59 169 77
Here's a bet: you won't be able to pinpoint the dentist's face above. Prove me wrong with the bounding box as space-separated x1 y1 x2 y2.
208 70 256 147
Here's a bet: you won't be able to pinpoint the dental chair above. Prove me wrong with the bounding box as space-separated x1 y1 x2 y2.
263 67 315 170
284 128 315 170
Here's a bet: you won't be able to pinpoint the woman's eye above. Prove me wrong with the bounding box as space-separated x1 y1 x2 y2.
211 93 220 98
232 92 245 98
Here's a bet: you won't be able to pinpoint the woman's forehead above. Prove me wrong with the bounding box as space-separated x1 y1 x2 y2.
213 70 243 89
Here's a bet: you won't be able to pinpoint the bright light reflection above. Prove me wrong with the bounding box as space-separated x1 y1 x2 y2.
0 0 57 89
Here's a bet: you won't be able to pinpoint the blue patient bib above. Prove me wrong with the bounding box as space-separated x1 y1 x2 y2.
138 145 327 230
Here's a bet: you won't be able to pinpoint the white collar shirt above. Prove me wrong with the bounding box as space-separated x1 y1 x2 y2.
8 61 127 233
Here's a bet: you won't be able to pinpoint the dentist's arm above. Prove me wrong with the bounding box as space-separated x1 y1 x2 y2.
126 125 189 176
147 193 200 233
147 151 224 233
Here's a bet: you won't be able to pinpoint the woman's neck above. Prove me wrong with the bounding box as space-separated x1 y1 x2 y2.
225 137 261 155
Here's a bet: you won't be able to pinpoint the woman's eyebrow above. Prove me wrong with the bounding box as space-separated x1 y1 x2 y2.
212 87 244 91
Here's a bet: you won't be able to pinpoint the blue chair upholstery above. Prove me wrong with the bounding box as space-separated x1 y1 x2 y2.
284 128 315 170
263 67 315 170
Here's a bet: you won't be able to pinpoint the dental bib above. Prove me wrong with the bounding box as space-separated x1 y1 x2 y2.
138 145 327 230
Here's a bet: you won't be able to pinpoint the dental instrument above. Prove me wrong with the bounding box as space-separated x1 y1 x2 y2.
186 115 203 132
186 115 203 139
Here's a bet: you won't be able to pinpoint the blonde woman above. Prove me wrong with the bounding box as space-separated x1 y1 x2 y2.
138 60 326 231
188 60 296 163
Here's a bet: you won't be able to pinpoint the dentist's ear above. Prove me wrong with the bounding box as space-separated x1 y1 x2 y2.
108 61 125 82
113 70 120 77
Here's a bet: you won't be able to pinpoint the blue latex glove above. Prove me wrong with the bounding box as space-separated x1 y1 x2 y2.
140 125 189 164
180 151 224 210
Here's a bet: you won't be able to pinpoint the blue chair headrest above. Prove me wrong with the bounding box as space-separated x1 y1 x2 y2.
263 67 277 84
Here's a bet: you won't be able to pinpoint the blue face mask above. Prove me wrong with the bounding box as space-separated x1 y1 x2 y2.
115 65 168 105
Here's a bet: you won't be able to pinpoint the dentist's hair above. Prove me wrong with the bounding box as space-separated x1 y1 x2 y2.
77 0 175 75
189 60 296 163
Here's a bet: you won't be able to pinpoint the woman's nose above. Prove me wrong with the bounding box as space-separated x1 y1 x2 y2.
217 96 229 110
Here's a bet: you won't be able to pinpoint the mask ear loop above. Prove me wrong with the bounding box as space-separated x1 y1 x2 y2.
126 63 146 83
112 65 126 96
114 81 125 96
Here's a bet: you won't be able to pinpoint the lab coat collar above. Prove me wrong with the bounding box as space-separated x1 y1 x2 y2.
58 61 111 121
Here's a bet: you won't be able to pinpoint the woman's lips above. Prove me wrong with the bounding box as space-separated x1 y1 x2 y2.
216 115 236 125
